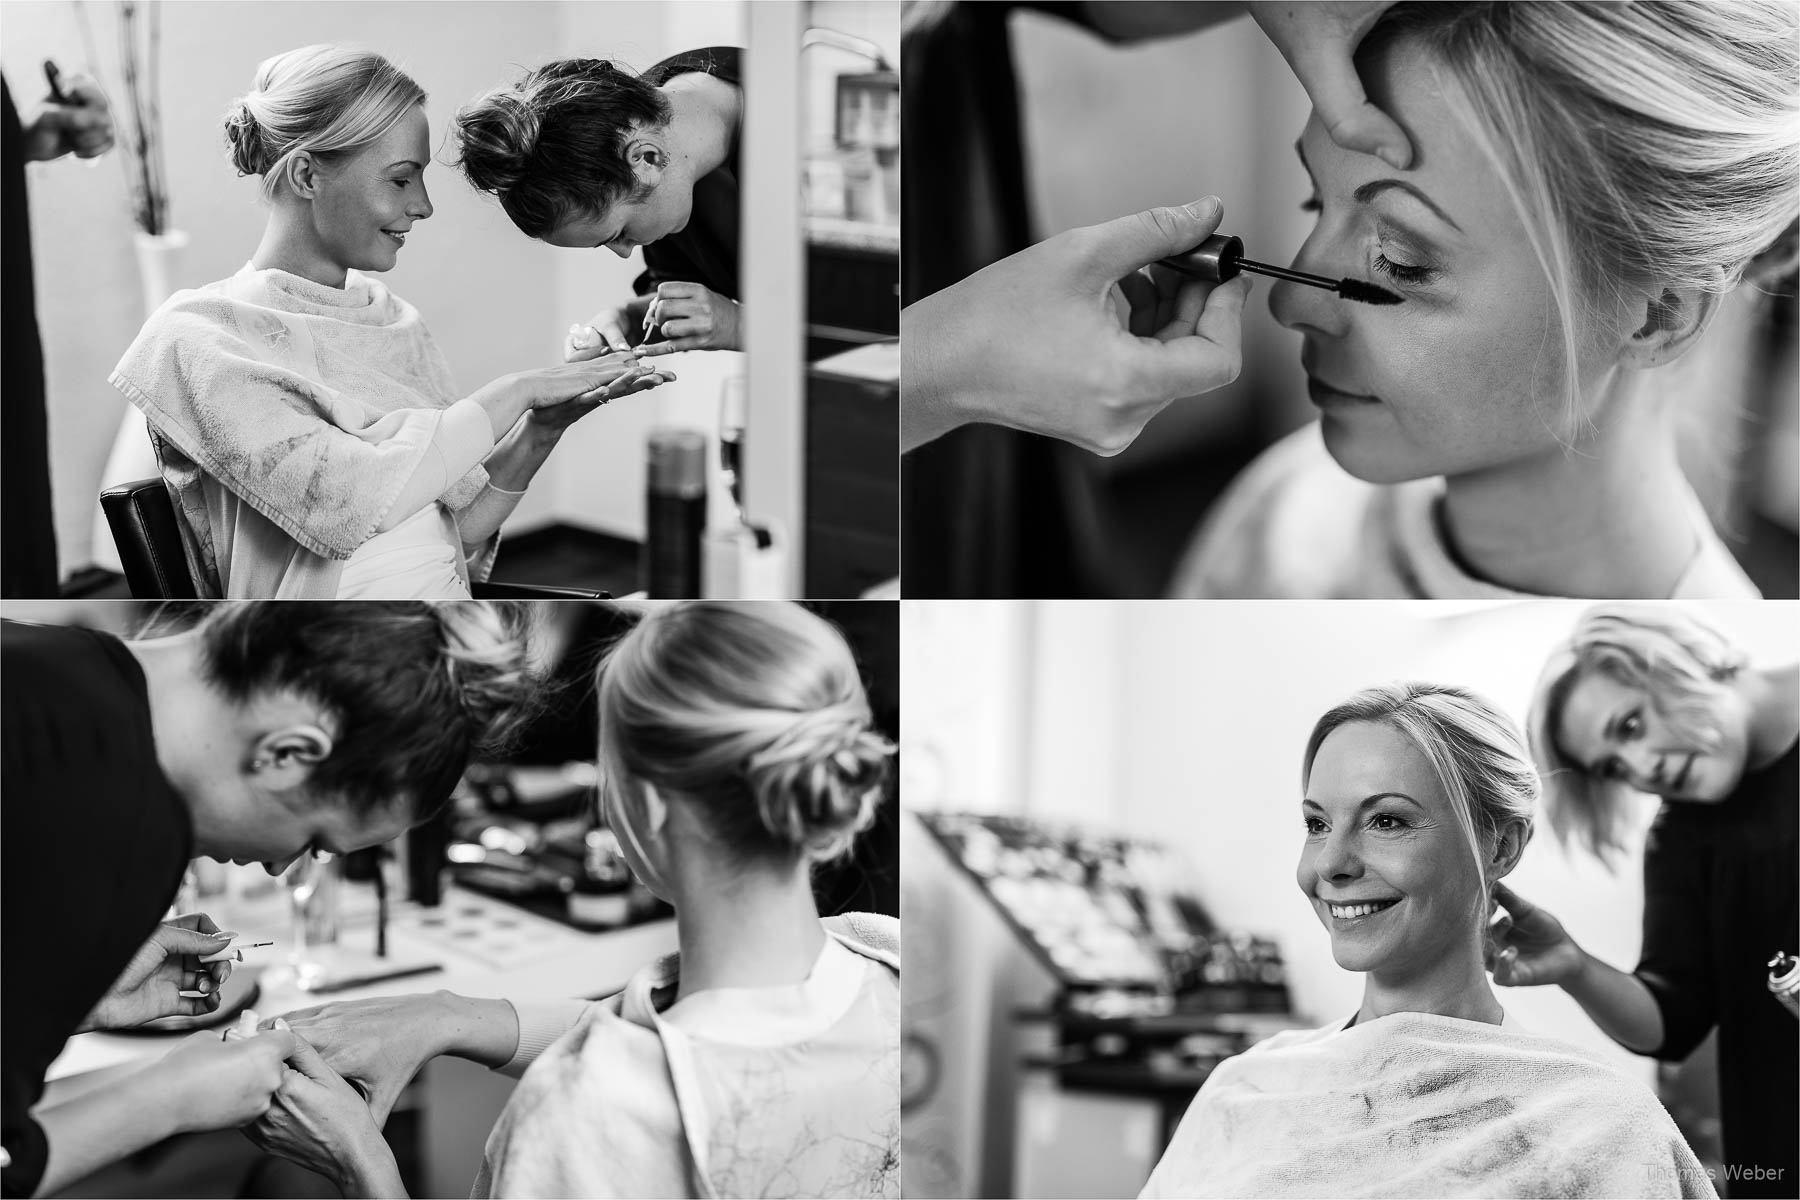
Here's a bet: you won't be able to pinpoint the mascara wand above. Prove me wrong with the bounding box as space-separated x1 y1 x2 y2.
1160 234 1402 306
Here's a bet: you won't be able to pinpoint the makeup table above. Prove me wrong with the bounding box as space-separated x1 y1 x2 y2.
41 883 677 1198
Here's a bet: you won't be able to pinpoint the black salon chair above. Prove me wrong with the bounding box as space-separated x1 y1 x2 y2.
100 477 606 600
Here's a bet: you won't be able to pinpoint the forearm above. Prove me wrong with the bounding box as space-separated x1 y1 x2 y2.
33 1069 180 1195
899 297 969 453
1563 948 1666 1055
455 423 559 546
428 991 521 1070
336 1138 408 1199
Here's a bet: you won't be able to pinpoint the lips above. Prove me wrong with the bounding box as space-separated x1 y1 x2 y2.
1670 753 1695 792
1306 373 1380 407
381 228 408 246
1324 896 1401 921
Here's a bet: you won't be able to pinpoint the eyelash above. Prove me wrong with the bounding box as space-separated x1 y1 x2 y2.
1302 813 1412 834
1299 195 1438 288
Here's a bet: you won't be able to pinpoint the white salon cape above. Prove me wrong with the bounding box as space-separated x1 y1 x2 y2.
472 913 900 1199
1140 1010 1717 1199
1169 424 1760 599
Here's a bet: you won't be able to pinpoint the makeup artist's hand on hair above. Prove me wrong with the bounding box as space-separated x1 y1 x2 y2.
633 281 742 355
1487 882 1585 987
21 74 116 162
243 1019 405 1197
1249 1 1411 168
76 912 236 1031
902 196 1250 456
152 1025 297 1132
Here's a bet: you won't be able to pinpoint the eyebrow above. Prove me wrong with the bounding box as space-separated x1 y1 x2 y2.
1301 792 1424 812
1294 138 1462 233
387 160 425 171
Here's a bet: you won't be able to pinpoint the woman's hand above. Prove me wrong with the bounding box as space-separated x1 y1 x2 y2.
472 356 662 438
77 913 237 1031
635 281 742 356
1487 882 1587 987
259 993 451 1127
21 74 116 162
152 1024 298 1134
527 361 676 434
243 1019 404 1197
1249 1 1412 168
902 196 1249 456
565 306 633 362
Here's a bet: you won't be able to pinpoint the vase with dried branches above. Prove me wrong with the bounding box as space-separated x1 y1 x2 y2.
81 0 188 571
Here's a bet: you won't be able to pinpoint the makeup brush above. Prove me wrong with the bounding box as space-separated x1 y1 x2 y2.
1159 234 1402 306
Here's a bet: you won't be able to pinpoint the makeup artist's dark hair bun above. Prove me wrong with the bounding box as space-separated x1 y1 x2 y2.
453 57 673 238
596 602 893 864
187 601 541 818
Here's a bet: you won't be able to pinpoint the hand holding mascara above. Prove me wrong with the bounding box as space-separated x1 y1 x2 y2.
1160 234 1402 306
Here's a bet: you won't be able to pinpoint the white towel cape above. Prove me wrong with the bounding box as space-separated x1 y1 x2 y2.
1141 1010 1717 1199
109 263 495 597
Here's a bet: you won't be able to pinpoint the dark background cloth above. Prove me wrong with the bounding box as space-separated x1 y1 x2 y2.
900 2 1108 598
2 77 60 597
1638 740 1798 1198
634 47 742 303
1 622 193 1198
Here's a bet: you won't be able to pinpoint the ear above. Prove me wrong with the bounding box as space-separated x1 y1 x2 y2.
247 723 334 794
636 781 670 836
1617 274 1723 370
1488 816 1533 883
281 150 326 201
623 135 665 187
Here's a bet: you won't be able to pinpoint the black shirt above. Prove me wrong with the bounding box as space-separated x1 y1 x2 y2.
1 622 192 1197
634 47 742 303
1 77 58 597
1638 739 1798 1198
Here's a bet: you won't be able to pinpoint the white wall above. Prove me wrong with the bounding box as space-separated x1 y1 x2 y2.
1 0 768 573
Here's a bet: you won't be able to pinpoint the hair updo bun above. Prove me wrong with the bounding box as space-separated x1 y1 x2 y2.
596 602 894 865
220 44 427 201
451 90 540 194
222 97 272 177
745 704 892 861
189 601 542 819
453 56 673 239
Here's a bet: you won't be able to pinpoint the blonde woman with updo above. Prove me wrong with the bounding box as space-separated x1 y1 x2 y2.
1172 0 1797 600
240 601 900 1199
109 45 670 599
1143 683 1713 1198
1491 606 1798 1197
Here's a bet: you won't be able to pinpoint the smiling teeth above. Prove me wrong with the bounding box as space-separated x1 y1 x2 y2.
1330 900 1398 919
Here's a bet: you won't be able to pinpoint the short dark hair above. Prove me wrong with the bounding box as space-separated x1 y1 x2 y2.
190 602 541 818
453 58 672 238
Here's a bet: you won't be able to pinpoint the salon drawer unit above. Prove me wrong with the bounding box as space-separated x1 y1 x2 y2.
806 340 899 597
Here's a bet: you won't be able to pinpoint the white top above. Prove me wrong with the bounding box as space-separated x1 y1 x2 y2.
1141 1008 1715 1199
473 913 901 1199
1169 424 1761 599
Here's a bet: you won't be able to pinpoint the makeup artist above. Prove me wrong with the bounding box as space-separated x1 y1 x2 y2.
1503 606 1799 1197
0 602 539 1197
900 0 1409 595
2 67 113 597
452 48 747 359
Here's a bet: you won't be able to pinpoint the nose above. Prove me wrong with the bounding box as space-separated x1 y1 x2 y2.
1269 229 1351 341
411 180 434 221
1619 744 1663 791
607 242 632 259
1312 826 1363 884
